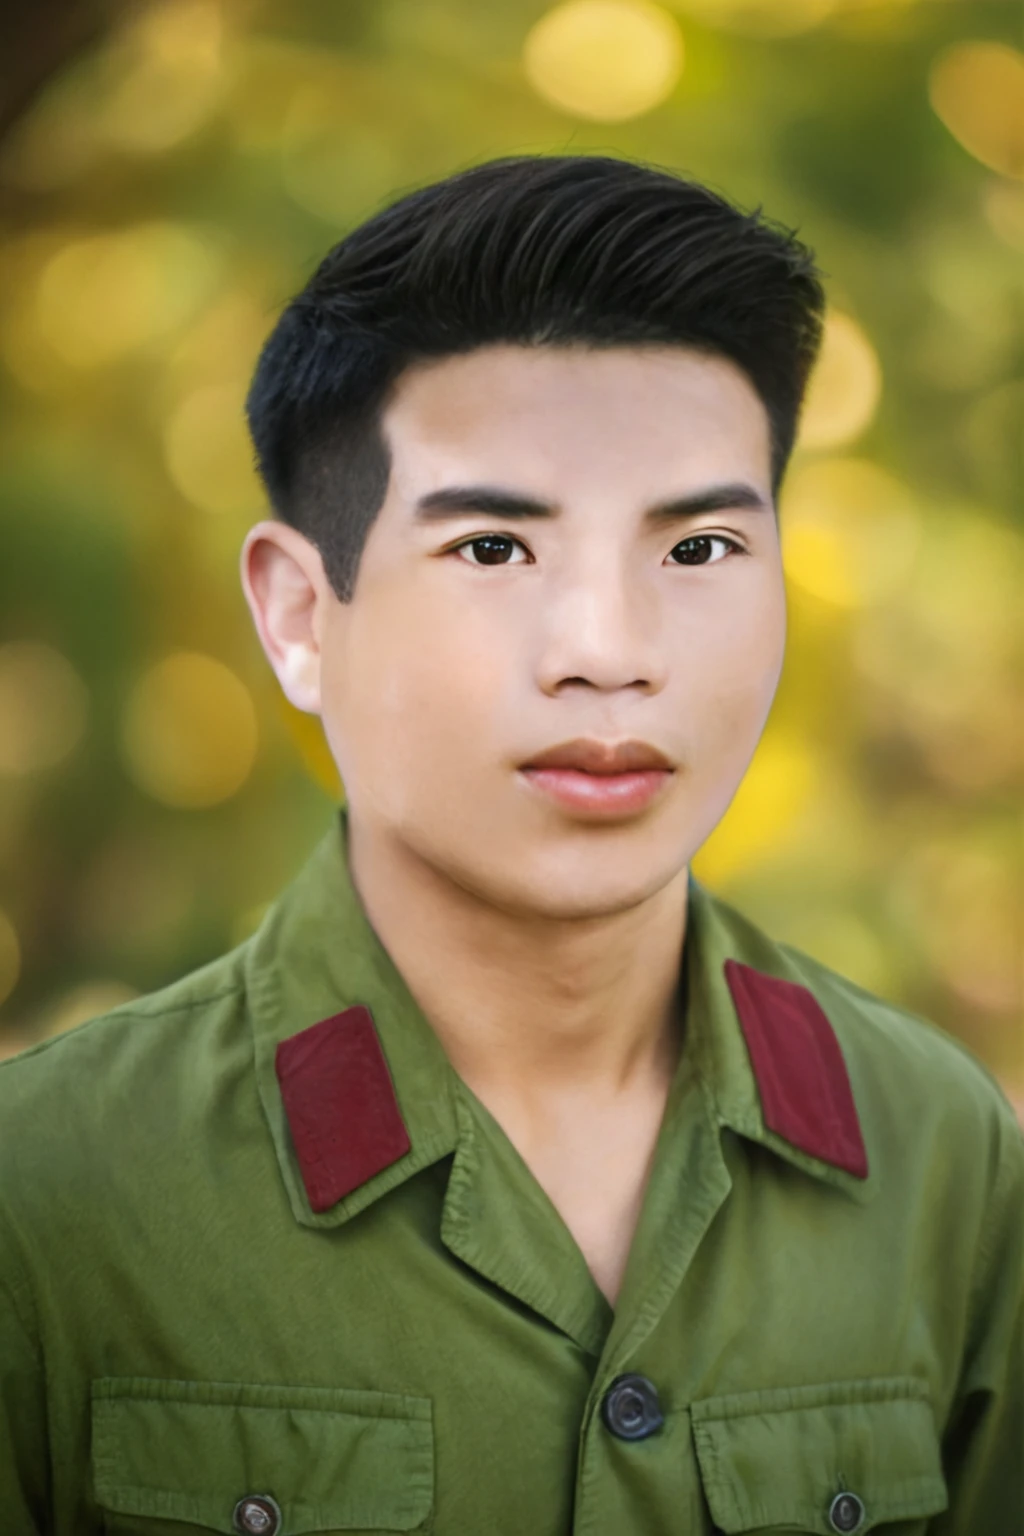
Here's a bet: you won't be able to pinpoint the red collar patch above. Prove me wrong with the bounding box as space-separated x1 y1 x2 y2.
724 959 869 1179
275 1006 412 1212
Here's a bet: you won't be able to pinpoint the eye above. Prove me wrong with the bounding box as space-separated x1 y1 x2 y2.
669 534 741 566
450 534 530 567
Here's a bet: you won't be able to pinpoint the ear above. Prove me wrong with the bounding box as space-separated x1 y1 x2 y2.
239 520 330 714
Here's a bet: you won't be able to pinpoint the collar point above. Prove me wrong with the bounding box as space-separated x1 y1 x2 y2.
276 1005 412 1211
723 958 869 1183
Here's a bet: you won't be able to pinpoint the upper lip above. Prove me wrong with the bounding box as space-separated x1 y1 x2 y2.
520 738 674 774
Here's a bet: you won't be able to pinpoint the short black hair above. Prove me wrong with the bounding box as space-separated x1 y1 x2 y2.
246 153 827 602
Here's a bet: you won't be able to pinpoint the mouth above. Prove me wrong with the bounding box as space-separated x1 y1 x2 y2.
515 739 675 817
519 737 675 775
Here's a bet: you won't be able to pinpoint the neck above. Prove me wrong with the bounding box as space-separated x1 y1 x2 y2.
345 811 689 1115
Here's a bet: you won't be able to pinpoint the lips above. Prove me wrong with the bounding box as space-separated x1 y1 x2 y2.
520 738 674 775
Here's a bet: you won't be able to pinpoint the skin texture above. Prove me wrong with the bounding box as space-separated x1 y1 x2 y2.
241 342 786 1302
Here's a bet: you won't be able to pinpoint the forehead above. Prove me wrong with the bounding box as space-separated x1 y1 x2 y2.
379 343 772 493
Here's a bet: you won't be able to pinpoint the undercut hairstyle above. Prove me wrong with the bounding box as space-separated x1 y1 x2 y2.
246 153 828 603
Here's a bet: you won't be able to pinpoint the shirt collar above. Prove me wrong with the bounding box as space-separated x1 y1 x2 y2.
245 805 873 1230
244 805 461 1230
682 879 874 1204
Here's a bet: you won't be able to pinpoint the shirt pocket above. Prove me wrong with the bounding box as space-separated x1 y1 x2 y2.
690 1375 948 1534
90 1377 434 1535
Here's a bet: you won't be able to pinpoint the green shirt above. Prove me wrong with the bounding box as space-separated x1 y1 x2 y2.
1 804 1021 1535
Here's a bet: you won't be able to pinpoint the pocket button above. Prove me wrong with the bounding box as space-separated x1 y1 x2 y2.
828 1491 866 1533
232 1494 282 1535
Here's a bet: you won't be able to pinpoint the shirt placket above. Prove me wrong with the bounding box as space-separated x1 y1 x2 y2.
571 1052 734 1534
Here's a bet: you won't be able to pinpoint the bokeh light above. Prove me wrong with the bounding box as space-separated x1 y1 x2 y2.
796 310 882 452
851 511 1023 793
31 223 222 371
780 459 922 609
281 90 403 225
94 0 227 156
523 1 684 121
120 652 259 808
929 41 1024 181
0 642 89 774
163 381 263 517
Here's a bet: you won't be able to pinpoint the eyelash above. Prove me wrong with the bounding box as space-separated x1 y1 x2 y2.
447 532 746 568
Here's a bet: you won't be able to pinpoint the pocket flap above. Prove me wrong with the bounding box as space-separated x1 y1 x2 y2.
91 1378 434 1533
690 1376 948 1533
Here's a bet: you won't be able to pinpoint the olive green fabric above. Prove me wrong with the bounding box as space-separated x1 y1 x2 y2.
1 803 1021 1534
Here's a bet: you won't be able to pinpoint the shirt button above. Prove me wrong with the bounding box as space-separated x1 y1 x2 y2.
600 1373 664 1440
232 1494 282 1535
828 1491 866 1533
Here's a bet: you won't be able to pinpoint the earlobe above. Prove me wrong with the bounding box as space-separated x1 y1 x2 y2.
276 648 322 716
239 522 325 715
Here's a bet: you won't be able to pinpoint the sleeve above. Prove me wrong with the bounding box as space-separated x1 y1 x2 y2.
931 1104 1024 1532
0 1236 50 1533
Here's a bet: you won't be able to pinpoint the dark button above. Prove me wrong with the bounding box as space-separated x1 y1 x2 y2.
232 1494 282 1536
600 1373 664 1440
828 1491 866 1533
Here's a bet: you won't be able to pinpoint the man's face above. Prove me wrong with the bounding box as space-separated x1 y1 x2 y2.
265 343 786 918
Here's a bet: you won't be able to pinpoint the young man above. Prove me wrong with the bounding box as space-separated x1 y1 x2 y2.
0 154 1020 1535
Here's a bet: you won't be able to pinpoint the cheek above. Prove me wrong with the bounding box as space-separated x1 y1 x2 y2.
322 590 500 782
681 578 786 750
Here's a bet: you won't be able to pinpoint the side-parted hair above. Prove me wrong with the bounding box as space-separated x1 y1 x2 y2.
246 153 827 602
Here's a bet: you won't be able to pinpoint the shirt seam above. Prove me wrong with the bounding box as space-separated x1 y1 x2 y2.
0 986 248 1075
98 983 245 1021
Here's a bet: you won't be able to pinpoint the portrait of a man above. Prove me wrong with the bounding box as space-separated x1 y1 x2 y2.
0 5 1021 1534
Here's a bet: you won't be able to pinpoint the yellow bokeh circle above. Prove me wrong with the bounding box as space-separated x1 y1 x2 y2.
163 381 262 516
0 641 89 774
929 42 1024 181
523 0 684 122
121 651 258 807
99 0 226 156
33 222 220 368
781 458 921 608
797 310 882 452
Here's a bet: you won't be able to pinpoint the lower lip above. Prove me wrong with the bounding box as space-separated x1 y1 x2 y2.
518 767 673 816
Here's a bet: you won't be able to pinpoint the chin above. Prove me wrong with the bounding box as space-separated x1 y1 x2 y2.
479 834 689 921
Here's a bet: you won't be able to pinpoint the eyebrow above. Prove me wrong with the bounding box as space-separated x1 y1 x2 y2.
412 481 771 523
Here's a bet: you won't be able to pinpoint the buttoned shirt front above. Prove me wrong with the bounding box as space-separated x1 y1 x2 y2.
0 803 1021 1534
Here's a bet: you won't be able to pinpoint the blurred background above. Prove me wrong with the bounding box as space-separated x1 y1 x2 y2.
0 0 1020 1119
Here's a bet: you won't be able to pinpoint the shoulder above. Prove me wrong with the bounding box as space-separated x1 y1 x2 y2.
700 882 1023 1189
787 938 1015 1135
0 942 253 1227
0 941 250 1092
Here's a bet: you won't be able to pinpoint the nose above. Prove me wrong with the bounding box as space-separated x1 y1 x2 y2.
533 558 668 695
